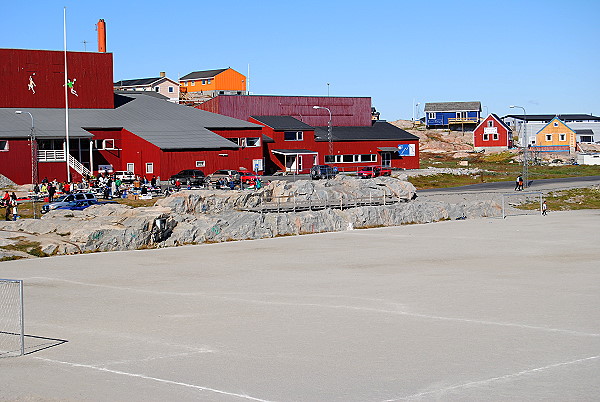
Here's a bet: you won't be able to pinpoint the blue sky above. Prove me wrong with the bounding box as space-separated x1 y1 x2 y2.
2 0 599 121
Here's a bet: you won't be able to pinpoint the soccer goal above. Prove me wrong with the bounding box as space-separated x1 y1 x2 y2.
501 191 543 219
0 279 24 357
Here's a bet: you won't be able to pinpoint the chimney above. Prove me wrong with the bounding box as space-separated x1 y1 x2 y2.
160 72 166 78
97 19 107 52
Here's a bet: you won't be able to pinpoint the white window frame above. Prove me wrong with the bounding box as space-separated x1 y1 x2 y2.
427 112 436 120
487 120 494 127
546 134 552 141
559 133 566 141
127 163 135 173
483 134 489 141
168 86 174 93
154 87 159 92
284 131 303 141
103 139 115 150
0 140 8 151
246 137 261 147
196 161 206 167
493 133 499 140
145 162 154 174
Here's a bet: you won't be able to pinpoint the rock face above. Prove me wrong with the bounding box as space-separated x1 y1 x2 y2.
0 177 500 255
0 174 16 188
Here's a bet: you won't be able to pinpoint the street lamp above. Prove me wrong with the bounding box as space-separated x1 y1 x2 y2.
15 110 38 218
313 106 333 164
510 105 528 188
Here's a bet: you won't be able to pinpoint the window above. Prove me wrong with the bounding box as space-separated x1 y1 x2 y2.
506 121 511 126
553 122 559 127
559 133 566 141
127 163 135 173
546 134 552 141
168 86 174 93
207 79 212 84
487 120 494 127
154 87 159 92
145 163 154 174
427 112 436 120
342 155 354 163
325 154 376 163
483 134 489 141
493 133 499 140
246 137 261 147
97 139 115 150
191 81 195 86
284 131 303 141
201 80 207 85
0 140 8 151
226 138 241 146
196 161 205 168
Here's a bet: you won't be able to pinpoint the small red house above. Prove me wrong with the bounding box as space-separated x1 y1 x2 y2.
473 114 513 151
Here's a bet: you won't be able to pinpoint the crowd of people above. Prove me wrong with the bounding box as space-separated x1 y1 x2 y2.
1 191 19 221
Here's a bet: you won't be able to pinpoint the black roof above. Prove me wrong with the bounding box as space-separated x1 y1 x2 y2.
180 69 228 81
114 77 163 87
251 116 313 131
575 129 594 135
314 121 419 142
503 114 600 121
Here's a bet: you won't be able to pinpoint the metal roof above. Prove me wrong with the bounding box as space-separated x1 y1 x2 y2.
251 116 314 131
180 69 228 81
114 77 163 87
502 114 600 122
314 122 419 142
1 93 262 150
424 101 481 112
377 147 398 152
575 129 594 135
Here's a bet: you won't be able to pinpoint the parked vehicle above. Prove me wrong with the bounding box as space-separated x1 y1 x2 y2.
207 169 241 184
310 165 338 180
169 169 205 186
114 171 136 183
41 192 98 214
238 170 259 184
357 166 392 178
54 199 118 212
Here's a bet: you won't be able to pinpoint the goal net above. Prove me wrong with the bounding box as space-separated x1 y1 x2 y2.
501 191 543 219
0 279 24 357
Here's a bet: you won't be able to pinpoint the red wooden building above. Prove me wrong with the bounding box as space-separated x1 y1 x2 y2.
473 114 513 151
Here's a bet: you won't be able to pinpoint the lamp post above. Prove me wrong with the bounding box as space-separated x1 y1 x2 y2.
15 110 38 218
510 105 528 188
313 106 333 164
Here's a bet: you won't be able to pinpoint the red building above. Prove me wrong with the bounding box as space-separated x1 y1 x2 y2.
250 116 419 173
198 95 373 127
473 114 513 151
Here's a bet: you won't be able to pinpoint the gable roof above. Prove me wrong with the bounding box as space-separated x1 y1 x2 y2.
180 69 228 81
503 114 600 122
474 113 511 133
575 129 594 135
535 117 576 135
425 101 481 112
114 77 176 87
114 90 169 100
313 121 419 142
1 93 262 150
251 116 314 131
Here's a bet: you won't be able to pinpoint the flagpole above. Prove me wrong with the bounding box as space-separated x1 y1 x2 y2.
64 6 71 182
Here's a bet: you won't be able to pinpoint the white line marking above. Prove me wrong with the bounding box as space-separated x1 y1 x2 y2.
26 277 600 337
385 354 600 401
35 357 274 402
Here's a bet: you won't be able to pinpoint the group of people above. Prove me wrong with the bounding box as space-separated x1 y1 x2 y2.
1 191 19 221
514 175 548 215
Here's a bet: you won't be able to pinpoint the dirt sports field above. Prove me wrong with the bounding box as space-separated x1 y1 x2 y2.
1 210 599 401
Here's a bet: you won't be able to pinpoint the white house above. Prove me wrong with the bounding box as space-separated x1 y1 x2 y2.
114 72 179 103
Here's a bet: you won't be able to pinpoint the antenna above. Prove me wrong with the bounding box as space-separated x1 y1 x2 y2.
81 40 88 51
247 63 250 95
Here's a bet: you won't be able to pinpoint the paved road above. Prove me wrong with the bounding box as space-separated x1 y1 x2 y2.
1 210 599 401
419 175 600 195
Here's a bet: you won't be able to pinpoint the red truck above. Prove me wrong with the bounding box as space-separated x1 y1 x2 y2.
357 166 392 178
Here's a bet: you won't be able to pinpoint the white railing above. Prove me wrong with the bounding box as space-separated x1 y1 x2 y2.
38 150 65 161
69 154 91 177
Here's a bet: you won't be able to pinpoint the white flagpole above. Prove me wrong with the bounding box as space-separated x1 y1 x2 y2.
64 6 71 182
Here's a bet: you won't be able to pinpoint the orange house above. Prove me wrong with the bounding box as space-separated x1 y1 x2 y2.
179 68 246 97
534 117 576 153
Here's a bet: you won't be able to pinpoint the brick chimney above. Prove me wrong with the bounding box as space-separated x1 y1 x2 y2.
160 72 166 77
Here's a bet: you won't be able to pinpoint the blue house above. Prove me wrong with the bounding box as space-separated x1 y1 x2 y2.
424 101 481 129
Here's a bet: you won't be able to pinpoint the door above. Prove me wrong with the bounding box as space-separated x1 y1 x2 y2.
381 152 391 167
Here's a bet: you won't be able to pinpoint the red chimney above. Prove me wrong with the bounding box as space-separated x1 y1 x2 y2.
97 19 106 52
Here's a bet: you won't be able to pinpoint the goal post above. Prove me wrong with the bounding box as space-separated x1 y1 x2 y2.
0 279 24 357
501 191 543 219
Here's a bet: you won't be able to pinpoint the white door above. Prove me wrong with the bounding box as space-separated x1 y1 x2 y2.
381 152 391 167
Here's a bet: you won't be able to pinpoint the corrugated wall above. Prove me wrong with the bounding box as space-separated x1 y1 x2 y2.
0 49 114 109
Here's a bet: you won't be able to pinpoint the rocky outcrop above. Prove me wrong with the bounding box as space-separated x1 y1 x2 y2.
0 177 500 256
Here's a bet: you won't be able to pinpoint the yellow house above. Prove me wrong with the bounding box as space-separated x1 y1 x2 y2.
535 117 576 152
179 68 246 97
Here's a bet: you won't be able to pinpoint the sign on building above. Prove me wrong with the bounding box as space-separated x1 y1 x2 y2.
397 144 416 156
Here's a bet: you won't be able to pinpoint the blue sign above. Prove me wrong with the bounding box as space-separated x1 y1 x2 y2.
398 144 415 156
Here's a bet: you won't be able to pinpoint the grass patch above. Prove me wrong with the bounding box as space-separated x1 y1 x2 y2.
114 198 160 208
518 187 600 211
0 255 27 262
0 239 49 257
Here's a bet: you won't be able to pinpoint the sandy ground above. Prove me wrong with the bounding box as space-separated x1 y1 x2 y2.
1 209 599 401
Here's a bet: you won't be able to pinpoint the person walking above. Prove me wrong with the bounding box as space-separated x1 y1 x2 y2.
515 175 522 191
10 192 18 220
542 200 548 216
